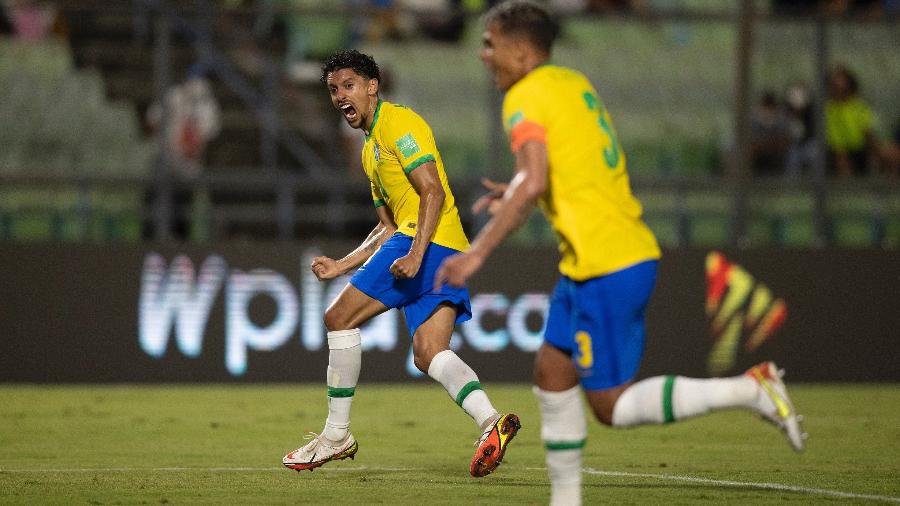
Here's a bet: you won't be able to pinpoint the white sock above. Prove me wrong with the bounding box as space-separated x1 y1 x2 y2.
427 350 498 429
534 386 585 506
612 374 759 427
323 329 361 442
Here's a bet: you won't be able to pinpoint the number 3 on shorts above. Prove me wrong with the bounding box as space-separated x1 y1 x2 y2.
574 330 594 369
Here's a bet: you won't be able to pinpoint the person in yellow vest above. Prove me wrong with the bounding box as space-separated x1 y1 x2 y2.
435 2 806 504
282 50 519 478
825 65 879 177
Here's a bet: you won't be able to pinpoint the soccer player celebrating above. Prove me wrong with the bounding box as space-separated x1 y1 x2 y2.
435 2 806 504
282 50 519 478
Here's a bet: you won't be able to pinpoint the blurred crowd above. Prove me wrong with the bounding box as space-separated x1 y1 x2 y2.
751 65 900 179
3 0 899 185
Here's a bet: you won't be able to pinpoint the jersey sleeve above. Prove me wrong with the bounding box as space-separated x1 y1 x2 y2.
382 108 438 175
503 84 548 153
370 179 385 208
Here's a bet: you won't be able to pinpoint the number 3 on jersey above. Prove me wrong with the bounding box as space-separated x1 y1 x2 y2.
574 330 594 369
582 91 621 169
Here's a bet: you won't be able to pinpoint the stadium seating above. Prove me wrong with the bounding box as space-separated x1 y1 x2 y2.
747 191 817 248
0 38 152 242
827 193 881 248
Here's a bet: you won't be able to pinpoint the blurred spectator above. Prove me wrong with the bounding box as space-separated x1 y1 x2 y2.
825 0 884 18
352 0 408 43
4 0 61 41
409 0 468 42
145 66 222 240
0 3 14 34
256 0 351 82
783 81 817 177
771 0 821 16
824 65 878 177
750 90 791 176
586 0 649 15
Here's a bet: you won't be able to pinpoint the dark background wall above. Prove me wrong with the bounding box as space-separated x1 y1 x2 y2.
1 243 897 382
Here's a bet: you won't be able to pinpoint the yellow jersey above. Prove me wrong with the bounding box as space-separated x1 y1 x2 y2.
503 65 660 280
362 100 469 252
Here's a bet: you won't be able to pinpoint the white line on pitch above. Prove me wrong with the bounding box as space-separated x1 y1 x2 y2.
4 465 898 503
0 466 414 473
576 467 900 504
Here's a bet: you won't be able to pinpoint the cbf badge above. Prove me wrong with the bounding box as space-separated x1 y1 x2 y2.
373 143 380 161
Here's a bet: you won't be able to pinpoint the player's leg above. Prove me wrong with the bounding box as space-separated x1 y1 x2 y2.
407 241 519 477
533 278 588 506
534 342 586 506
601 364 806 451
284 242 398 471
576 261 805 452
283 283 388 471
414 303 500 431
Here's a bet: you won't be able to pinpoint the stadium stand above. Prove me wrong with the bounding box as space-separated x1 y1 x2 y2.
0 38 153 242
1 4 898 247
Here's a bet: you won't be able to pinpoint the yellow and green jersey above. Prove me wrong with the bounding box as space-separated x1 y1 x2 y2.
362 100 469 252
503 65 660 281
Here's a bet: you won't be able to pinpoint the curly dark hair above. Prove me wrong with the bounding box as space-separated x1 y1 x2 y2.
320 50 381 84
484 0 560 54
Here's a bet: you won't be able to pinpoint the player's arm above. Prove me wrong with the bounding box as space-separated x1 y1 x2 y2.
389 161 444 279
311 205 398 281
435 139 548 288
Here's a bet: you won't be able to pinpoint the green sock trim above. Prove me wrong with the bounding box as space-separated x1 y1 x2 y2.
545 440 586 451
327 386 356 398
662 375 676 423
455 381 482 407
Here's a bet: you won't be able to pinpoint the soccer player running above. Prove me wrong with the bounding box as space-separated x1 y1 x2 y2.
435 2 806 504
282 50 519 478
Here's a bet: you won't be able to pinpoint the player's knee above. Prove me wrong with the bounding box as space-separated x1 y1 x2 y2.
412 355 430 374
411 343 436 373
323 307 350 332
591 404 616 426
585 386 627 426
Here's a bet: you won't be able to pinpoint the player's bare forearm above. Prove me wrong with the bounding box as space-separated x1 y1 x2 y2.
342 224 391 266
329 210 397 275
468 140 547 260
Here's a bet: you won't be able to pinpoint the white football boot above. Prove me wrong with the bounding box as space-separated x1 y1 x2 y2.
746 361 807 452
283 432 358 471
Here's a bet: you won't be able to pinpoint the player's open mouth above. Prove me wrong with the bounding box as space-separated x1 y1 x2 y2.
340 103 358 122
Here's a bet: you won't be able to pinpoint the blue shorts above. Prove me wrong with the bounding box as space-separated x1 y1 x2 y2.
544 260 658 391
350 233 472 337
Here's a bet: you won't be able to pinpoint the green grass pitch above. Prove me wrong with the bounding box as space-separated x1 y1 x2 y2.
1 384 898 505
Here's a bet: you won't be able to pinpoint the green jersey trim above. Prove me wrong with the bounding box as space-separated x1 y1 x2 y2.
365 99 383 141
373 198 386 208
403 154 436 174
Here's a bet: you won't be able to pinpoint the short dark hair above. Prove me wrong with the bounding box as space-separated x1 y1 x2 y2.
485 0 561 54
321 50 381 84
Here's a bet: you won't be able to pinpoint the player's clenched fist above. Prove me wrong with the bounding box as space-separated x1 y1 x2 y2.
311 256 342 281
389 254 421 279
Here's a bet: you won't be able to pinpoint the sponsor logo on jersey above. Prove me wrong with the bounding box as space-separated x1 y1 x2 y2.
396 133 420 158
